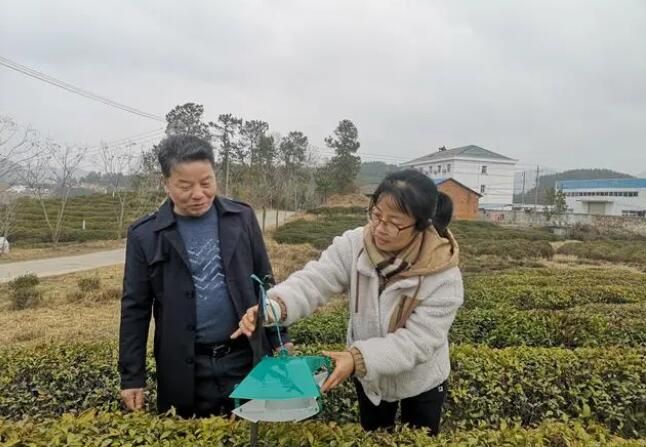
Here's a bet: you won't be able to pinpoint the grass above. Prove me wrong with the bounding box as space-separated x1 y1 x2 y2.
0 237 321 348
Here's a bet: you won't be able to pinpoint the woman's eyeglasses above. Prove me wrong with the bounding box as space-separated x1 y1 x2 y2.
367 208 416 236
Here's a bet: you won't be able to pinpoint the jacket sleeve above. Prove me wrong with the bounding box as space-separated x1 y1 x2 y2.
118 228 153 389
246 208 289 346
351 269 463 382
267 229 355 325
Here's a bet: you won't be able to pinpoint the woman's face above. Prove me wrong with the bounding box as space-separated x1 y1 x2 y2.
369 194 418 252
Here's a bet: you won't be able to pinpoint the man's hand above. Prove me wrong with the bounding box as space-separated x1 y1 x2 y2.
321 351 355 393
121 388 145 411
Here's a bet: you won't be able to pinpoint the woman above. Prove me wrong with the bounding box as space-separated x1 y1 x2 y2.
232 169 463 434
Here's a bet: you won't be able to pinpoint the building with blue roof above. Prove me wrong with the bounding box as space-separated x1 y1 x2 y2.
556 178 646 217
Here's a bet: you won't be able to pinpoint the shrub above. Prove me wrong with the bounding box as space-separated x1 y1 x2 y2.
464 269 646 310
558 241 646 265
451 220 560 242
274 216 366 249
0 413 641 447
96 287 122 302
78 277 101 293
1 343 644 437
307 206 366 216
8 273 40 290
289 302 646 348
8 273 42 310
461 239 554 259
66 290 86 303
9 287 43 310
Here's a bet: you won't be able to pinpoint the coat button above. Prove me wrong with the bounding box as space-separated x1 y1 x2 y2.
186 291 194 299
185 357 194 364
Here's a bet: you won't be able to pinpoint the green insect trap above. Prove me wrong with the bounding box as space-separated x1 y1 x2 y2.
229 275 332 425
230 352 331 422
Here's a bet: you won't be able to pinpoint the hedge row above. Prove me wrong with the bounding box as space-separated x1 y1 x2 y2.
273 216 559 256
9 229 121 244
460 239 554 259
306 206 367 215
1 343 644 437
450 220 560 241
558 241 646 265
289 303 646 348
464 268 646 310
274 216 366 249
1 412 643 447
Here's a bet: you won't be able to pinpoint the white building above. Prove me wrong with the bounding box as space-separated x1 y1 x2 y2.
557 179 646 217
400 145 517 209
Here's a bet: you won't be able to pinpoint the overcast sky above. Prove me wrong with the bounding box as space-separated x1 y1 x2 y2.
1 0 645 175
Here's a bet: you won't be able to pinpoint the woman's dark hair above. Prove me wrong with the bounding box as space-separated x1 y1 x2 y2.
369 169 453 235
157 135 216 178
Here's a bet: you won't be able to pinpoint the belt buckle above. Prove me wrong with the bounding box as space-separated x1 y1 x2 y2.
212 344 231 358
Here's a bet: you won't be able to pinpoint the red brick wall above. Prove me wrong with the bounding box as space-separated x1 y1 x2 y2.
438 181 479 220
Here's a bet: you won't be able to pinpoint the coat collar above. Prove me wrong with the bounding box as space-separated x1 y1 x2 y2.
152 196 243 232
152 196 246 272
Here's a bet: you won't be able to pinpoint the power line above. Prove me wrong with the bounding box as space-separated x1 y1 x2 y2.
0 55 165 122
85 128 166 154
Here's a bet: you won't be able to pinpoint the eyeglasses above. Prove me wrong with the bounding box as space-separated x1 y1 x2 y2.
367 208 416 236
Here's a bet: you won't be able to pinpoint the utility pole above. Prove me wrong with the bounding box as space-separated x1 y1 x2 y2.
517 171 527 225
521 171 526 209
534 165 540 213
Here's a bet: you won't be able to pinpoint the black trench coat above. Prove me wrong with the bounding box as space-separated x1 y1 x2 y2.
118 196 286 416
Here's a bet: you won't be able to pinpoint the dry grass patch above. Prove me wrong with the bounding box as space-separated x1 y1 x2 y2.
0 265 123 311
324 193 370 207
0 301 121 347
0 237 324 348
265 238 320 282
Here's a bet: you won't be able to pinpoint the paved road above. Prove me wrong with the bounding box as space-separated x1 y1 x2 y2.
0 209 294 282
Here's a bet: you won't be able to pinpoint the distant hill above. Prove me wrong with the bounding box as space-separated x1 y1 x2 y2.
514 167 558 193
514 169 634 205
357 161 400 186
637 171 646 179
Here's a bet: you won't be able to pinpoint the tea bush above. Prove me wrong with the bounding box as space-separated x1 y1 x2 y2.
0 412 642 447
1 343 644 437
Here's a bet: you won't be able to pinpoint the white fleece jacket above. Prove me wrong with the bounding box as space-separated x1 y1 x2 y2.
268 226 464 405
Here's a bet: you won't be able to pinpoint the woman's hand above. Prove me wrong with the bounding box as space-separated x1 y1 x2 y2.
231 305 259 339
321 351 355 393
231 299 283 339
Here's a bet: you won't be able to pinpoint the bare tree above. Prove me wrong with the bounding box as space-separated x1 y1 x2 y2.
0 115 38 180
131 145 164 218
100 143 137 239
0 116 41 250
20 140 86 247
0 196 18 255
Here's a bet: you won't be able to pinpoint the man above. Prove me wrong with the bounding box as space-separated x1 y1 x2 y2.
119 135 287 417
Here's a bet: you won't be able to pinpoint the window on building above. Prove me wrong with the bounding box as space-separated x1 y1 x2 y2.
480 184 486 194
481 165 488 175
446 164 451 173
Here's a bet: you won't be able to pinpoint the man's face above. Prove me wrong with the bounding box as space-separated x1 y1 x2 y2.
163 160 217 217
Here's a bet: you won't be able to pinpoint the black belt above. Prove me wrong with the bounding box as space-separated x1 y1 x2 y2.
195 337 249 358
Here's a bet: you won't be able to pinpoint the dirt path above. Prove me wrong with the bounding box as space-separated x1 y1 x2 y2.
0 209 294 282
